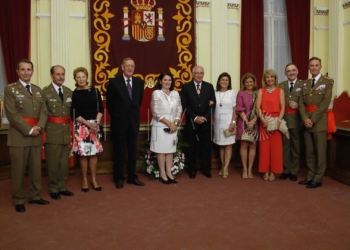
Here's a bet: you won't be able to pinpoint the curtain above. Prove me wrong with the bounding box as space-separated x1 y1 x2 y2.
240 0 264 88
0 0 31 84
285 0 310 80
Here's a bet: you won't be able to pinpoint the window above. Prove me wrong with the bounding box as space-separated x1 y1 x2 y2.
264 0 291 81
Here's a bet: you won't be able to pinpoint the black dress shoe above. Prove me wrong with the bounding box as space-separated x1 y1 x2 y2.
15 204 25 212
203 172 212 178
50 193 61 200
127 179 145 186
289 174 297 181
279 173 290 179
116 180 124 189
59 190 74 196
91 182 102 191
159 177 171 184
189 171 196 179
28 198 50 205
298 179 313 185
166 175 178 184
307 181 322 188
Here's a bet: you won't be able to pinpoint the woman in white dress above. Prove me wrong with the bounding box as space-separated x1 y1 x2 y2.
150 72 182 184
213 72 237 178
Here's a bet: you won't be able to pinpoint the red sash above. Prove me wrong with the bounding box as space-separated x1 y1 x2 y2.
285 107 298 114
47 116 75 167
10 117 46 159
305 105 337 139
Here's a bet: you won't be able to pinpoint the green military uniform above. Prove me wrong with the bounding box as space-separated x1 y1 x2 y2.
4 81 47 205
279 79 303 175
299 75 333 183
43 84 73 193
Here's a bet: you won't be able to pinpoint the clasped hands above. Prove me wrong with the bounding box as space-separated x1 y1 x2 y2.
167 122 177 133
87 121 99 133
304 118 313 128
30 125 43 137
289 101 298 109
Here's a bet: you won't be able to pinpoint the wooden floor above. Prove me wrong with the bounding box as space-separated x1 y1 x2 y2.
0 168 350 250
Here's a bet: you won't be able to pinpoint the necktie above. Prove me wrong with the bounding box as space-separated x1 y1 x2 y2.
196 84 200 95
126 78 132 99
312 78 316 88
25 84 32 95
289 82 294 92
58 87 63 102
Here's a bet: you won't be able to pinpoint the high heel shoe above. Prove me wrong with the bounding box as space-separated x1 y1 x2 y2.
248 171 254 179
222 169 229 179
242 170 248 179
263 172 269 181
269 172 275 181
166 174 178 184
91 182 102 191
219 168 223 176
81 187 89 192
159 177 171 184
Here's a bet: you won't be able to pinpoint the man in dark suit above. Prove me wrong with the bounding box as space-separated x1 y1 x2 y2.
181 66 216 179
43 65 74 200
4 59 49 212
106 58 145 189
278 63 303 181
299 57 333 188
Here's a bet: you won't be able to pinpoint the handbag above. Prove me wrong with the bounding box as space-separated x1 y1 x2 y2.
224 127 237 137
95 88 105 142
241 91 258 143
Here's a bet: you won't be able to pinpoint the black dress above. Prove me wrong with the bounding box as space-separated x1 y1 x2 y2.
70 87 104 156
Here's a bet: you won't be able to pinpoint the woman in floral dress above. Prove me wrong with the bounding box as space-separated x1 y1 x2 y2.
71 67 104 191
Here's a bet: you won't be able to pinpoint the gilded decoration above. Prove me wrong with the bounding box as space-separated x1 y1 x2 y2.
196 1 210 7
92 0 194 92
343 2 350 9
227 3 239 9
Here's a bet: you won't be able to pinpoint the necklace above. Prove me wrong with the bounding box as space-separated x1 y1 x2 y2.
218 90 227 107
266 87 276 94
162 89 170 95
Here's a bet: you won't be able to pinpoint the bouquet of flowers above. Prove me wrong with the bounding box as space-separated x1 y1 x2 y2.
139 134 188 179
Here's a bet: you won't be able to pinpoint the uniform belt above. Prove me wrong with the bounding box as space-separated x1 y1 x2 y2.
305 105 317 112
10 117 39 127
47 116 71 124
285 107 298 114
305 105 336 139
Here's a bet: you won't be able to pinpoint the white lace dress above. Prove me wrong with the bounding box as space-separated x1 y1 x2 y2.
213 89 237 145
150 90 182 153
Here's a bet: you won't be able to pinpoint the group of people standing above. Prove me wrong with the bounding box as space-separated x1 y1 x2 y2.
4 59 105 212
4 56 333 213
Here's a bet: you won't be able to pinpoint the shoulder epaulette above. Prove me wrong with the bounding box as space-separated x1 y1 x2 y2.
324 75 334 84
43 86 49 90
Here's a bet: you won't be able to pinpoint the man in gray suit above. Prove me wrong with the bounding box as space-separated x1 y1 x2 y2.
279 63 303 181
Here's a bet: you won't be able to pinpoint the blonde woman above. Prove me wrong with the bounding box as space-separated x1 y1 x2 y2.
256 69 285 181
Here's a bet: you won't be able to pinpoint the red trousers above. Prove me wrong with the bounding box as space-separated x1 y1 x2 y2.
258 131 283 173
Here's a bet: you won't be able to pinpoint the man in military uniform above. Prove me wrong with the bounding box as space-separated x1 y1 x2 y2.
4 59 49 212
298 57 333 188
279 63 303 181
43 65 74 200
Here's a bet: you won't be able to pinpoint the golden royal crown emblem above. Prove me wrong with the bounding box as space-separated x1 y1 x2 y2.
122 0 165 42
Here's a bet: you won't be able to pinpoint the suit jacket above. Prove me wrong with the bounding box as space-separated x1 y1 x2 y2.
299 75 333 132
279 79 303 129
4 81 47 147
181 80 216 131
43 84 73 144
106 75 144 133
